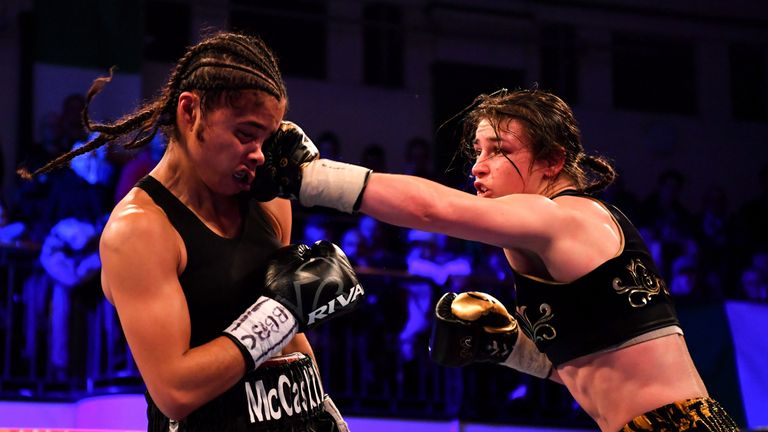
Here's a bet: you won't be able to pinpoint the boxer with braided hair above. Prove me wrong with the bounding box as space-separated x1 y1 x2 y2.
254 88 740 431
21 31 359 432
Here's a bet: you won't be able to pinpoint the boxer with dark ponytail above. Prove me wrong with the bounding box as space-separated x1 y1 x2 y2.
254 87 740 432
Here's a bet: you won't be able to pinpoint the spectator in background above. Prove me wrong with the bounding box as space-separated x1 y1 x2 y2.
740 268 767 302
340 214 404 270
41 132 116 226
399 228 471 361
638 169 694 239
666 238 701 298
336 216 407 372
15 100 110 242
23 111 69 168
739 250 768 302
668 252 712 306
403 137 437 180
694 185 738 295
635 171 698 280
405 230 472 289
38 215 103 379
59 93 88 149
0 197 26 244
13 111 69 243
469 242 515 285
13 109 68 368
360 143 388 173
70 132 116 190
335 217 407 398
635 224 665 273
316 131 343 162
300 213 336 245
340 228 363 267
114 132 166 202
20 130 115 381
696 185 730 250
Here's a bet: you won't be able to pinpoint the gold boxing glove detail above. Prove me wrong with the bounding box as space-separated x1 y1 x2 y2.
434 291 553 379
451 291 518 334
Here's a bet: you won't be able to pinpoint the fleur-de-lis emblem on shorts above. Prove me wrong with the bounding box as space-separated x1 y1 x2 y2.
612 258 667 307
516 303 557 343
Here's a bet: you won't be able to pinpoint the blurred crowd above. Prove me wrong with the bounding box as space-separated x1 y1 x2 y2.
1 93 165 381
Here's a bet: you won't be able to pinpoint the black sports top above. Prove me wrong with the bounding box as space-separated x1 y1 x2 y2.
512 190 680 367
136 175 283 347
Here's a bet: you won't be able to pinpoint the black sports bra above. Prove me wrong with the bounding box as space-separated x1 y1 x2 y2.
511 190 680 366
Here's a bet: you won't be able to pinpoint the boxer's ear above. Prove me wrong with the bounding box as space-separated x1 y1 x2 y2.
542 146 566 179
177 92 201 134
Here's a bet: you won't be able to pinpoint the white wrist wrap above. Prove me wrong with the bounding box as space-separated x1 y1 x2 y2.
501 330 553 379
300 159 372 213
225 297 298 369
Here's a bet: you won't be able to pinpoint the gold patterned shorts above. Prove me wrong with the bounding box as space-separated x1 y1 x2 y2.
620 398 740 432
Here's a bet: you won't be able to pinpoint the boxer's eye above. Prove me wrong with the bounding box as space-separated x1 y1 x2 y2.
236 130 255 144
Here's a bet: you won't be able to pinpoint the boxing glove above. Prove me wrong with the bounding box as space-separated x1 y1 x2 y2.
429 291 552 379
263 240 365 332
429 291 517 365
252 121 372 213
224 241 364 370
250 121 319 202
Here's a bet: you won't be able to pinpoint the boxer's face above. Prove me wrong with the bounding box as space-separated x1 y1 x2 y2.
470 118 549 198
182 90 286 195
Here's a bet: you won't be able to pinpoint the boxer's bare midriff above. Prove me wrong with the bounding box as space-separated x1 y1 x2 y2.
558 334 708 432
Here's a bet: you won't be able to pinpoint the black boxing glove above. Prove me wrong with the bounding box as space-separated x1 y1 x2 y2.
262 240 364 332
429 291 552 379
224 241 364 370
252 121 372 213
251 121 319 202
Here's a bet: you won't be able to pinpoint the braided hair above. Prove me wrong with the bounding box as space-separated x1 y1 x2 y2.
459 88 616 194
19 31 286 179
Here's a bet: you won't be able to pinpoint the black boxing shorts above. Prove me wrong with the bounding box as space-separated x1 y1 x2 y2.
147 353 339 432
620 398 740 432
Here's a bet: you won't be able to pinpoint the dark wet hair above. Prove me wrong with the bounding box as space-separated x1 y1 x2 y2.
459 88 616 194
19 31 286 179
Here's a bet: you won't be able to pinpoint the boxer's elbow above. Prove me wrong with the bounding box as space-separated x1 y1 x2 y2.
150 385 200 421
